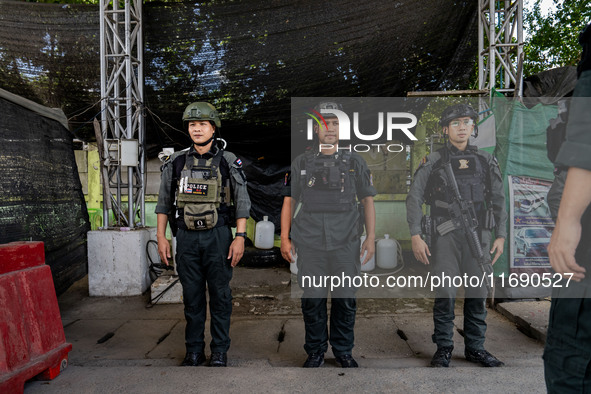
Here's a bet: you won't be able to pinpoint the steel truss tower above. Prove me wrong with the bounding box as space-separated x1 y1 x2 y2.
99 0 145 228
478 0 524 97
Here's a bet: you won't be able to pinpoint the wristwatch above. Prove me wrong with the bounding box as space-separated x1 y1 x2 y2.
235 232 247 238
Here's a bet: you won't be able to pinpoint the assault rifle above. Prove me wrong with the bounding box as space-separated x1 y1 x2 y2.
436 161 493 297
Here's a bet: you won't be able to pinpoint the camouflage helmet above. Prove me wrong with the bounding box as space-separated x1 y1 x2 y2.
182 102 221 128
439 104 478 127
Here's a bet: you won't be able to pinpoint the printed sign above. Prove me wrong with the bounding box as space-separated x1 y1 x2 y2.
508 176 553 268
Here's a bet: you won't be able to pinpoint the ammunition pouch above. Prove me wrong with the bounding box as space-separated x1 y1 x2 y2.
421 215 433 247
483 206 495 230
183 203 218 231
300 152 357 213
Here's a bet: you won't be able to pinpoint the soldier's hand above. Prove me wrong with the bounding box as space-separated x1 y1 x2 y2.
411 234 431 265
548 218 586 281
490 237 505 265
360 235 375 265
228 237 245 267
281 237 295 263
157 235 172 266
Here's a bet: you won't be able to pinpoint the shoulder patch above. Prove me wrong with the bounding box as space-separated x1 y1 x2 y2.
159 149 186 164
235 158 242 167
222 150 238 166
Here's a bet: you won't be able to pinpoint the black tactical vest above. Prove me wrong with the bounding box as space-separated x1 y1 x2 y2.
427 146 489 216
300 152 357 212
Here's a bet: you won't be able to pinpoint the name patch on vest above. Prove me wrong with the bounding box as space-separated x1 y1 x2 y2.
186 183 209 195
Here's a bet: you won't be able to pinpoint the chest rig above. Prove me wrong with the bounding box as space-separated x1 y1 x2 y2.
300 152 357 212
427 147 489 217
175 150 231 230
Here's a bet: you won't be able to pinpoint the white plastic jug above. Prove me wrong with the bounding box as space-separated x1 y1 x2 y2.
254 216 275 249
360 235 375 272
377 234 397 269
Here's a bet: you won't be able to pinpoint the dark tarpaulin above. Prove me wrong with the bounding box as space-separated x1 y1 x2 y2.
0 0 478 238
0 0 479 162
522 66 578 106
0 91 90 295
241 156 289 234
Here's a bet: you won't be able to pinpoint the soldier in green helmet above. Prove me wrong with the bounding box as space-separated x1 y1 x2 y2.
155 102 251 367
406 103 507 368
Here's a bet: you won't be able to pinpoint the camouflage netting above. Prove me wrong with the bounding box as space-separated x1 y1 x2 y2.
0 0 479 164
0 94 90 295
0 0 479 266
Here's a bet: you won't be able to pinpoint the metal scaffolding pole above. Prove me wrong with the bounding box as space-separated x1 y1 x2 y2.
99 0 145 228
478 0 524 97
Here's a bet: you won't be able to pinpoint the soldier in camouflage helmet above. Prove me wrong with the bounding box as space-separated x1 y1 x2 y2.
155 102 251 368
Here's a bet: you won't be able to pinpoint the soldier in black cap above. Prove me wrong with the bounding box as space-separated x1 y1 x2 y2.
406 103 507 368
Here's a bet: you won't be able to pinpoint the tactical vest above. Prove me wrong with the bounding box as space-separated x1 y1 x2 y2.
300 152 357 212
427 147 489 217
175 150 231 230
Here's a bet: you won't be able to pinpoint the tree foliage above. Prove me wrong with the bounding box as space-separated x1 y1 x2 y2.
524 0 591 76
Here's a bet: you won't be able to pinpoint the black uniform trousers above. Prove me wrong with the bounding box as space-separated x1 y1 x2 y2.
431 228 490 350
297 240 360 357
544 218 591 393
175 226 233 354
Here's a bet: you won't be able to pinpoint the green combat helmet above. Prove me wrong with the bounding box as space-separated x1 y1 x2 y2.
182 102 221 129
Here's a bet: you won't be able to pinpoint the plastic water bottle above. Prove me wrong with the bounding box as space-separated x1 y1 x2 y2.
254 216 275 249
377 234 397 269
360 235 375 272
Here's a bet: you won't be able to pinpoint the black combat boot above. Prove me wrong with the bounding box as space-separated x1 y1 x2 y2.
465 348 504 367
335 354 358 368
303 351 325 368
181 352 206 366
209 352 228 367
430 346 453 367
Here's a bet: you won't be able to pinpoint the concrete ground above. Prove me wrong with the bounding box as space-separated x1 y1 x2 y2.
23 264 550 394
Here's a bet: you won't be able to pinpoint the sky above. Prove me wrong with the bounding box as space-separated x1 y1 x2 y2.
524 0 557 17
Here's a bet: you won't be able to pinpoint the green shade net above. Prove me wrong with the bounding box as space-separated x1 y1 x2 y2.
0 95 90 295
0 0 479 162
491 90 557 280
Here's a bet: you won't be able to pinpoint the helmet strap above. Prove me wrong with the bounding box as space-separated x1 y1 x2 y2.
193 133 215 147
